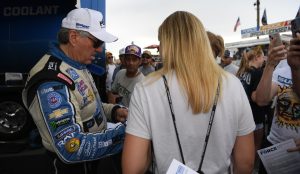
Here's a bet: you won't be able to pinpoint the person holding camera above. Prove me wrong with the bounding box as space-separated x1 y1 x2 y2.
254 29 300 173
255 32 300 147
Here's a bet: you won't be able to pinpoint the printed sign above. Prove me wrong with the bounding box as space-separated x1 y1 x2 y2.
241 20 291 38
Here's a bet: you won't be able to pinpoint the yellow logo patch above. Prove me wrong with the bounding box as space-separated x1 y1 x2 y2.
65 138 80 153
49 108 69 119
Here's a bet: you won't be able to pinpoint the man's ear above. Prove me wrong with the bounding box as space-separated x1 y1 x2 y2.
68 30 78 47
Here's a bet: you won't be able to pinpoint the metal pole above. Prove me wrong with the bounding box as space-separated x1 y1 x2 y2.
257 0 260 39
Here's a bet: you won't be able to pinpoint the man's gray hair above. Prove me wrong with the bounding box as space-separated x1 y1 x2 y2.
57 28 90 44
57 28 70 44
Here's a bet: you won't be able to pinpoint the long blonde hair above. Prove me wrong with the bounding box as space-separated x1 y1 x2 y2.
236 50 249 77
151 11 225 113
236 46 263 77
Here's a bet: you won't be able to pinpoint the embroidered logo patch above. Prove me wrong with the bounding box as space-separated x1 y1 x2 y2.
40 87 54 95
66 68 79 80
57 73 73 85
47 92 62 109
65 138 80 153
55 126 75 140
50 117 71 130
48 61 57 70
76 80 88 96
48 108 69 119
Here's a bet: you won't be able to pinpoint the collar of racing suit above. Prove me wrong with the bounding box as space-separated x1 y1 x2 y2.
48 42 105 76
48 42 87 70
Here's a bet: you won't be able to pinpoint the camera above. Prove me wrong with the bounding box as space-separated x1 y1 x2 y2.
269 33 282 47
291 17 300 38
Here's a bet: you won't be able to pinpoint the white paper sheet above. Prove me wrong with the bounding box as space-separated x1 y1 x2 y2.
257 139 300 174
166 159 199 174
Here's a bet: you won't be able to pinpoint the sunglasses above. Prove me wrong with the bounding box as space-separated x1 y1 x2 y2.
86 36 104 48
142 55 152 59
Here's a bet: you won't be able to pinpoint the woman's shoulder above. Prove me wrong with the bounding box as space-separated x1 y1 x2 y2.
222 72 241 84
221 73 244 91
138 75 162 88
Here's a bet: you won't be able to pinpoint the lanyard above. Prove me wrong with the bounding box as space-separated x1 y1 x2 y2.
162 75 220 174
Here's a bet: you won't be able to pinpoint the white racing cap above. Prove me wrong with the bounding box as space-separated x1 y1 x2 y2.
62 8 118 43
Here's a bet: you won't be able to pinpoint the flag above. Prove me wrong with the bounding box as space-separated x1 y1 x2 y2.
261 8 268 25
296 5 300 18
234 17 240 32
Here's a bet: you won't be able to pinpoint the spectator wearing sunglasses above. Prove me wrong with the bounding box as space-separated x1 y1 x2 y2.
105 51 116 92
139 50 155 76
22 8 128 174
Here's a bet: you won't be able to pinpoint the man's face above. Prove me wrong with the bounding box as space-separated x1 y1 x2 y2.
73 31 103 64
221 56 232 65
106 54 114 64
141 54 152 65
119 55 125 65
124 54 141 73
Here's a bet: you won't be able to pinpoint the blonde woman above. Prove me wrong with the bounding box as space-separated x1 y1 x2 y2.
122 11 255 174
236 47 267 169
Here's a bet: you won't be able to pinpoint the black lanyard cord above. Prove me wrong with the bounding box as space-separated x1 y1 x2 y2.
162 75 185 164
198 82 219 172
162 75 220 173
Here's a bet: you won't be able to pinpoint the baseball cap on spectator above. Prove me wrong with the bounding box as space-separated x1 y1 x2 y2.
62 8 117 43
224 50 234 58
119 48 126 55
106 51 112 57
142 50 152 58
124 44 142 58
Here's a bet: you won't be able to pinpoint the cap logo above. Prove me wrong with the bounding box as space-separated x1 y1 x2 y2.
76 22 89 29
99 20 105 28
128 46 139 54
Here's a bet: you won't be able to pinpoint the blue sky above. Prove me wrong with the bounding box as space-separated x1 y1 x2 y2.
105 0 299 57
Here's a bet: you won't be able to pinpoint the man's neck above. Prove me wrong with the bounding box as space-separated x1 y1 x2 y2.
126 70 139 78
60 44 77 61
143 63 151 67
220 62 231 68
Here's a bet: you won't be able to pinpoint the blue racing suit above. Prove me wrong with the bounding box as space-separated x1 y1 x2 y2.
22 42 125 163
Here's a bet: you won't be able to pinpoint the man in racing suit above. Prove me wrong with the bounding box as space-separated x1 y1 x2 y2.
22 8 127 174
